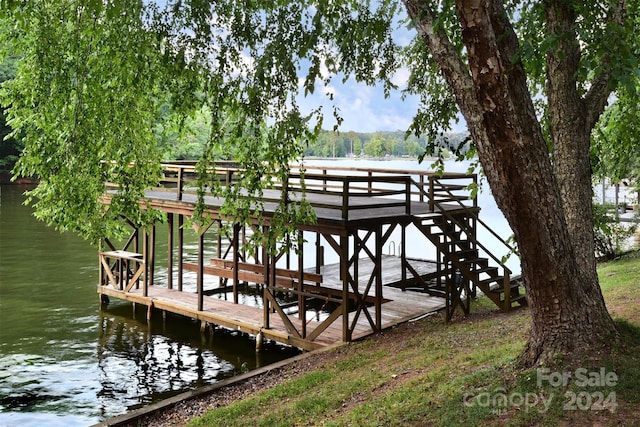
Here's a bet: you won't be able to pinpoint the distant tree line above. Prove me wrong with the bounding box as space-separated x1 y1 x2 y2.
152 110 472 161
0 54 469 166
302 130 469 159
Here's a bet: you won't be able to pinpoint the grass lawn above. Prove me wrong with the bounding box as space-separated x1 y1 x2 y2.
187 254 640 426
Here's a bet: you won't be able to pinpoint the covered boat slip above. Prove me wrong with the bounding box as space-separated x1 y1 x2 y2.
98 162 520 351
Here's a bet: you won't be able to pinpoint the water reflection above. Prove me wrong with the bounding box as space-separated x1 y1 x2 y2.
96 301 299 417
0 353 100 426
0 185 299 426
0 299 299 426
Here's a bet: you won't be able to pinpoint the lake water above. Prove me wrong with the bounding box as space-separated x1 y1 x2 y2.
0 184 299 427
5 157 613 426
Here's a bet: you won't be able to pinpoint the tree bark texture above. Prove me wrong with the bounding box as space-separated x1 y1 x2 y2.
546 2 597 286
546 0 625 287
402 0 618 367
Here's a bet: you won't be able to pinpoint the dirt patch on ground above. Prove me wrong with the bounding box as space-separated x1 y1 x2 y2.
114 346 337 427
111 319 430 426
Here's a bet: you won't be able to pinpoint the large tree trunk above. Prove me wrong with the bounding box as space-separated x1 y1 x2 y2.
546 2 597 286
402 0 618 367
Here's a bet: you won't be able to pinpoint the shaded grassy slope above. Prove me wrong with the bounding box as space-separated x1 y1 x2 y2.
189 255 640 427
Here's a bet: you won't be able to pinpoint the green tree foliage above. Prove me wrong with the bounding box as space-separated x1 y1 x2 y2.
302 129 445 158
592 87 640 193
0 56 15 81
1 1 638 365
1 2 168 241
0 56 20 173
0 0 344 243
363 132 386 157
156 106 211 161
593 203 638 259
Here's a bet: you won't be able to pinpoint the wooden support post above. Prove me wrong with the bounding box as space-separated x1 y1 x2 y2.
353 233 359 298
197 228 204 312
342 179 349 220
167 213 174 290
99 294 109 306
241 224 247 263
143 227 149 297
322 169 327 192
503 273 511 312
401 224 407 290
149 224 156 287
340 234 349 342
472 175 478 209
217 220 222 259
177 166 184 200
178 214 184 291
116 256 125 290
195 220 214 312
233 223 240 304
262 226 270 330
270 253 277 311
470 215 478 298
405 178 411 215
256 329 263 353
375 225 383 331
282 236 287 270
98 239 104 288
298 233 306 338
315 232 322 275
133 227 140 289
147 300 153 323
429 176 435 212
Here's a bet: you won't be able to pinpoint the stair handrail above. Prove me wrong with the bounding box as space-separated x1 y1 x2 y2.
415 175 515 275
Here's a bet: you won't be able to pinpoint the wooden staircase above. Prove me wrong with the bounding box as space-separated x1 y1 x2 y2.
413 200 526 321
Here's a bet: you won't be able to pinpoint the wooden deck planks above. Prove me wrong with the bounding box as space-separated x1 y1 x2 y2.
142 189 438 225
98 256 445 350
311 255 440 290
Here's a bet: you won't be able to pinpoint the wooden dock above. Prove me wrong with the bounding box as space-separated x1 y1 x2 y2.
98 256 445 350
98 162 521 351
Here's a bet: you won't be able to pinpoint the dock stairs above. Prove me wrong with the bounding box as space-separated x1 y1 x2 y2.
413 206 527 321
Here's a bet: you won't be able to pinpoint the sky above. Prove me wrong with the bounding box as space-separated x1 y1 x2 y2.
290 17 468 135
295 72 419 134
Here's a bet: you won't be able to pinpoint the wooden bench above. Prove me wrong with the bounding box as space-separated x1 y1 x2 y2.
182 258 322 288
182 258 385 304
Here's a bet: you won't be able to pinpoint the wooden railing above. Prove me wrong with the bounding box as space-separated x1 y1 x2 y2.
153 161 478 220
99 250 146 293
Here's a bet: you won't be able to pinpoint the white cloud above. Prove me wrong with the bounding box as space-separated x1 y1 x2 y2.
290 14 468 134
391 67 412 89
296 74 468 134
297 76 421 133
